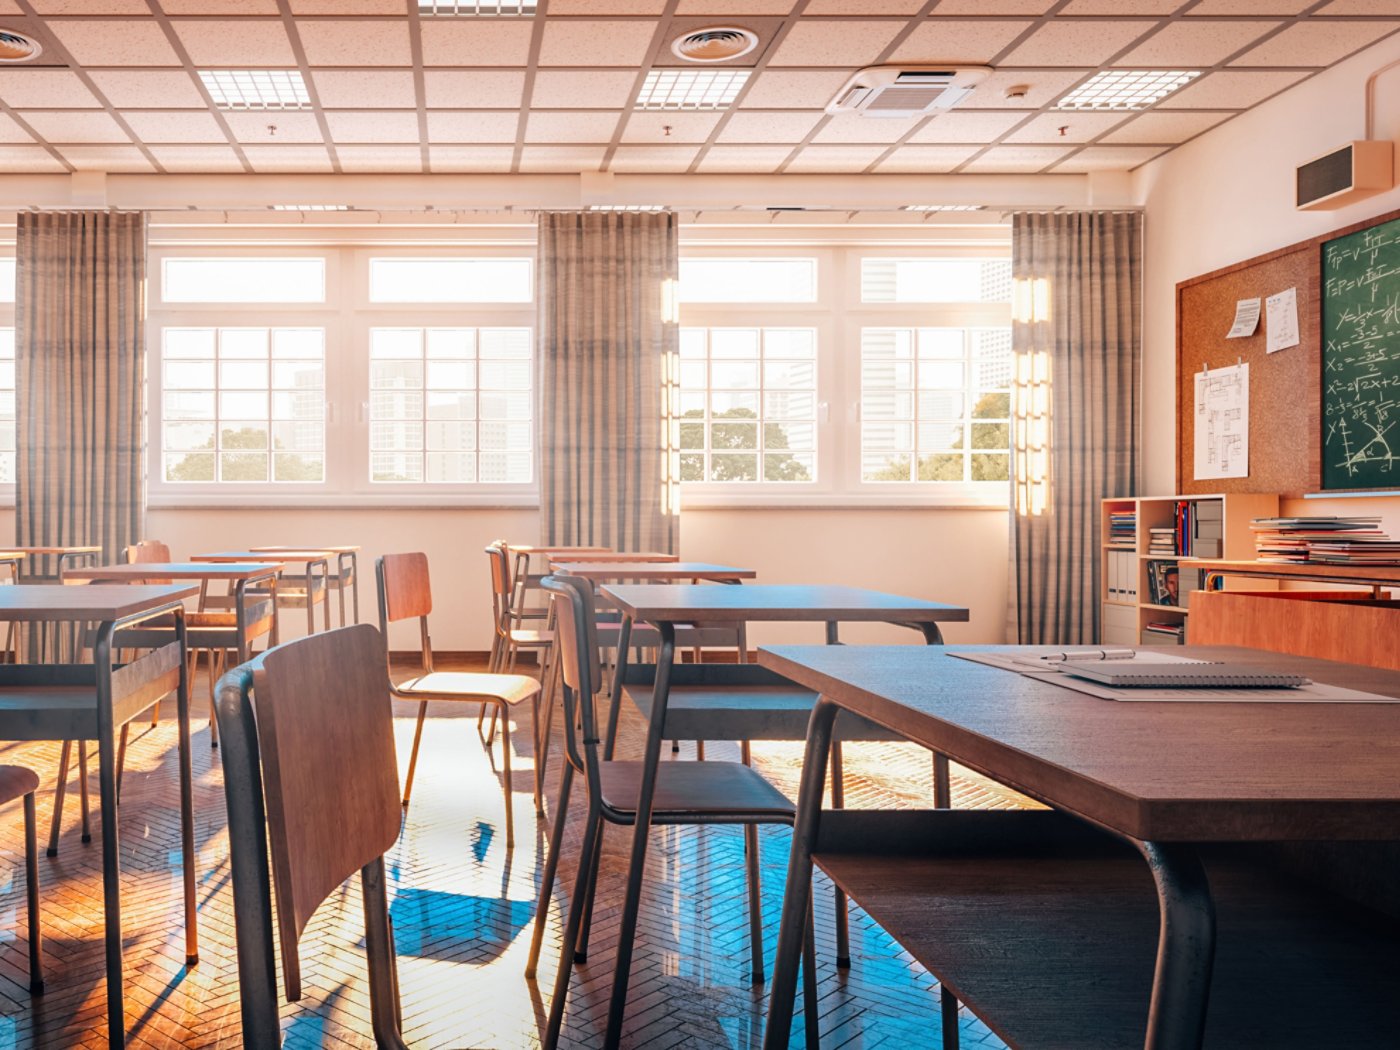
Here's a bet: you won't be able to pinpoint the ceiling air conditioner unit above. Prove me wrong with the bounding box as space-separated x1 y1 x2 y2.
827 66 992 118
1296 141 1394 210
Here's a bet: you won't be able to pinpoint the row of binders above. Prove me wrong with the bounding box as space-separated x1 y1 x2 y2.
1106 549 1138 602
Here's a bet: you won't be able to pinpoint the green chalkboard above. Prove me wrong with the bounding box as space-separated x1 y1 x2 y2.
1322 214 1400 490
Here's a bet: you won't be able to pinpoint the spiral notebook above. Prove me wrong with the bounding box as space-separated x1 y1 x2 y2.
1056 661 1308 689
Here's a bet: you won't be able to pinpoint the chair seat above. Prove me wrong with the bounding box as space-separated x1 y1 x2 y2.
0 764 40 804
508 628 553 647
394 671 540 705
599 760 794 821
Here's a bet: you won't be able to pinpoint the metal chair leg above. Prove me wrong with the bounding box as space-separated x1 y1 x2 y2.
46 741 72 857
745 822 764 983
402 701 428 807
361 857 409 1050
526 761 574 978
23 791 44 994
116 723 130 799
76 740 92 845
544 812 604 1050
831 740 850 968
802 894 819 1048
499 706 514 850
573 808 606 963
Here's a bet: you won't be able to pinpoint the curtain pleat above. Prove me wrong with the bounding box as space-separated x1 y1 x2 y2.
15 211 147 575
1009 211 1141 644
536 211 679 552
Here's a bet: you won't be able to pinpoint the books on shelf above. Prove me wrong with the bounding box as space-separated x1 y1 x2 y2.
1148 527 1176 555
1142 621 1185 646
1145 559 1179 606
1106 549 1137 602
1108 510 1137 547
1251 516 1400 566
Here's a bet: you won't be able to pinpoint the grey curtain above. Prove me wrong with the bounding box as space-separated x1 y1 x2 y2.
15 211 147 572
536 211 679 553
1009 211 1141 644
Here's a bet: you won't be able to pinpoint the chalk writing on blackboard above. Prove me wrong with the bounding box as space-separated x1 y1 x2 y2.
1322 216 1400 490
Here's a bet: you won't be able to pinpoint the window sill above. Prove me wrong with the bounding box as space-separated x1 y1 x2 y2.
146 491 540 510
679 490 1009 511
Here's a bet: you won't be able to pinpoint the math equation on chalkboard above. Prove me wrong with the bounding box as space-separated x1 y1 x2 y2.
1322 215 1400 490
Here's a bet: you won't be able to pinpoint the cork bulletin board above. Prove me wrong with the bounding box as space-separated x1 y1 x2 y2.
1175 206 1400 497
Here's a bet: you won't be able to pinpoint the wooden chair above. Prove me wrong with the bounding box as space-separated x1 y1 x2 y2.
526 573 818 1049
485 542 555 675
215 624 406 1048
0 764 44 995
377 552 542 848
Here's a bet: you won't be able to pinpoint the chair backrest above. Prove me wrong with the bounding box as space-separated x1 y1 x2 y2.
226 624 402 1002
376 553 434 673
484 542 513 637
541 574 603 783
126 540 173 584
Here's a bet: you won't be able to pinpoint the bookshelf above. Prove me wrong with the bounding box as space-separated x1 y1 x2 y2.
1100 492 1279 646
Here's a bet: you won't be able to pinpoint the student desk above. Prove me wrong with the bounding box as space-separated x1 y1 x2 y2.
757 644 1400 1050
0 584 199 1049
551 560 755 583
193 550 332 634
250 544 361 625
593 584 970 1042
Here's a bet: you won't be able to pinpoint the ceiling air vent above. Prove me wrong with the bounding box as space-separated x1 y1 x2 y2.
672 27 759 63
827 66 991 118
0 29 42 63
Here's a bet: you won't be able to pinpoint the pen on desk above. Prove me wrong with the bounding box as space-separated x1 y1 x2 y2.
1039 647 1137 664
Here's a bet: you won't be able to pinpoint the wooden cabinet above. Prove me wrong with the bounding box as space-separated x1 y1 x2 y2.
1099 492 1278 646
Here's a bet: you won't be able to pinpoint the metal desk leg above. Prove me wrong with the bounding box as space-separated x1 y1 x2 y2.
603 615 633 761
93 623 126 1048
319 559 331 632
604 621 676 1048
822 621 852 968
1136 841 1216 1050
174 609 198 965
763 694 839 1050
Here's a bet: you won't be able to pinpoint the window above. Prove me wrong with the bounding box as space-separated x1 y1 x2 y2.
860 328 1011 484
0 329 13 484
162 258 325 303
161 327 325 483
678 327 816 483
861 258 1011 303
369 258 532 303
369 327 532 484
679 258 816 303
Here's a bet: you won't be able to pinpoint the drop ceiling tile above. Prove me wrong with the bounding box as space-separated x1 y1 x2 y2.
1316 0 1400 11
525 110 619 143
425 110 519 142
1101 109 1231 143
537 19 658 66
957 69 1089 109
1002 19 1157 66
242 144 333 171
225 110 324 143
0 147 66 172
325 110 421 143
1004 110 1129 143
121 110 228 143
874 144 982 172
336 145 424 172
18 110 130 143
909 109 1033 142
313 70 418 109
428 145 515 172
531 70 637 109
549 0 666 10
87 70 208 108
424 71 526 109
0 113 33 143
299 20 413 66
609 145 701 171
1115 20 1281 66
173 20 297 66
768 20 904 67
420 21 535 66
1233 20 1395 67
149 144 246 171
717 110 824 143
694 145 793 171
620 110 721 143
1061 0 1184 10
1157 69 1307 109
0 0 19 10
58 145 154 171
890 19 1035 65
813 114 924 144
784 145 888 171
1050 144 1167 171
676 0 794 11
934 0 1056 10
0 70 101 108
162 0 280 11
519 145 607 171
807 0 924 10
739 71 850 109
31 0 146 11
960 144 1073 172
291 0 401 9
1191 0 1312 11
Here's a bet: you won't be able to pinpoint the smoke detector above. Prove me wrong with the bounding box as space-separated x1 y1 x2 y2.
828 66 992 117
0 28 42 63
672 26 759 63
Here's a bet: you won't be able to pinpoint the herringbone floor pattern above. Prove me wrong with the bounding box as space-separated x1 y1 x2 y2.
0 655 1028 1049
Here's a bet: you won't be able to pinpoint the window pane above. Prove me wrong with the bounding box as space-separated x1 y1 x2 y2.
164 328 215 358
426 452 475 482
166 452 216 483
369 258 532 303
274 452 324 482
162 258 325 303
861 258 1011 303
679 258 816 303
165 422 214 451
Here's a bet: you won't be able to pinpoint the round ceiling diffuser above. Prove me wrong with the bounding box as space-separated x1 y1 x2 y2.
671 27 758 63
0 29 41 63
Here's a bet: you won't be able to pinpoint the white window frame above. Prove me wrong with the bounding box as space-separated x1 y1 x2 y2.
0 252 15 503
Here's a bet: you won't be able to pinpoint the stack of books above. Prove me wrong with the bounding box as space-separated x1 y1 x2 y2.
1251 517 1395 564
1142 621 1185 645
1148 527 1176 555
1108 510 1137 547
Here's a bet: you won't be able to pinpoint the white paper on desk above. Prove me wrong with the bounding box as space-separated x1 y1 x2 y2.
1226 297 1261 338
952 649 1205 674
1265 287 1299 353
1194 363 1249 480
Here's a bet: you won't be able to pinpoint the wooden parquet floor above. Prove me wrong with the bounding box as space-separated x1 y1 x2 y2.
0 654 1026 1049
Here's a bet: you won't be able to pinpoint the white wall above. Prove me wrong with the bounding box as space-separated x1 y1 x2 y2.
1135 33 1400 534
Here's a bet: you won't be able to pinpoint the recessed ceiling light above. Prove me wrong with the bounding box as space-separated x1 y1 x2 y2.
588 205 668 212
270 204 351 211
0 28 41 63
671 27 759 64
1055 70 1200 111
904 205 985 212
199 70 310 111
636 69 749 111
418 0 536 13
